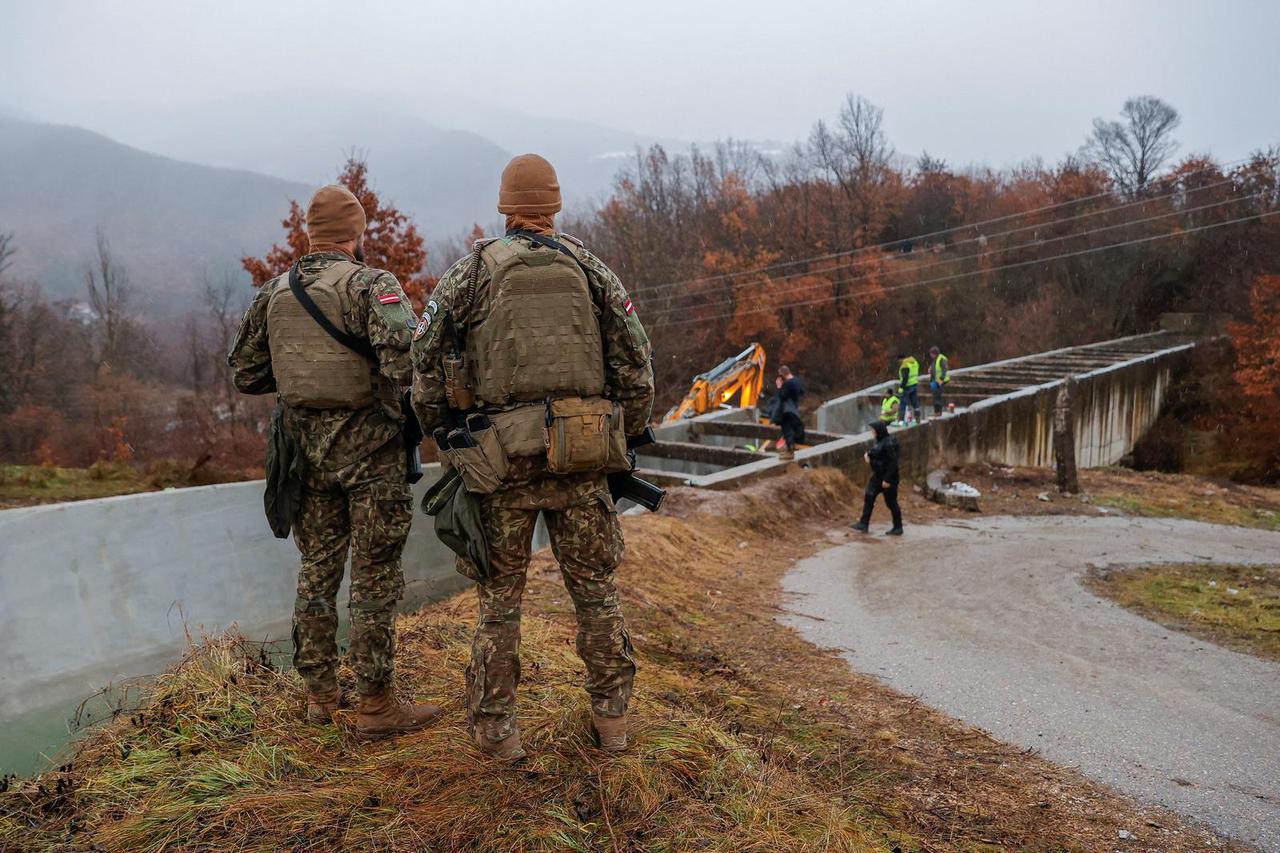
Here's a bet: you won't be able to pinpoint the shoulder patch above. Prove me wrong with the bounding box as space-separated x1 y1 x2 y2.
377 293 401 305
413 298 443 340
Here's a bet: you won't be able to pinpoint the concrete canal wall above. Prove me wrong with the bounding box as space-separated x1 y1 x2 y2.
0 466 469 719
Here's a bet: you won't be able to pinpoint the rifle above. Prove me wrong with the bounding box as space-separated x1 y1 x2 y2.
608 427 666 512
401 390 424 484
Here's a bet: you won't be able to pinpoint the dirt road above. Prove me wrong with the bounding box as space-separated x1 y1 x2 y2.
781 515 1280 850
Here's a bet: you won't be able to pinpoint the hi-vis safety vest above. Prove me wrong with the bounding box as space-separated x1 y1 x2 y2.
881 394 900 422
265 260 393 409
466 236 605 407
900 356 920 388
933 353 950 384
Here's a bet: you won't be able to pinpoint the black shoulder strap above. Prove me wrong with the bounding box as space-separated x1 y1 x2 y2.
509 229 593 279
288 263 375 361
507 230 605 313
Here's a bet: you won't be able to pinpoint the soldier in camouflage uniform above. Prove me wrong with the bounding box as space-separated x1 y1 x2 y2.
229 185 441 738
411 154 654 761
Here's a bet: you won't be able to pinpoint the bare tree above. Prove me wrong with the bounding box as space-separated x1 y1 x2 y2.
804 94 895 247
1085 95 1180 195
0 231 14 280
0 232 16 413
202 270 247 408
84 228 132 367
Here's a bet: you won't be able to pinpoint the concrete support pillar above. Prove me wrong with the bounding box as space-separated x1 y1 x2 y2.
1054 379 1079 494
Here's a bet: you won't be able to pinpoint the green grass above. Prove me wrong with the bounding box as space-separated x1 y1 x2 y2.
1093 493 1280 531
0 461 256 508
1092 563 1280 661
0 463 150 507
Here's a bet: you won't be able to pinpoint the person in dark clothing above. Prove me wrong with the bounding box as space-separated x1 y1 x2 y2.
769 365 806 460
851 420 903 535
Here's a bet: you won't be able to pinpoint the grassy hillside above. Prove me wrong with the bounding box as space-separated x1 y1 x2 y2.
0 470 1237 851
0 115 309 313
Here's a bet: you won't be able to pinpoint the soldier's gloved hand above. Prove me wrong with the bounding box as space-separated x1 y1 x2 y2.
626 449 637 472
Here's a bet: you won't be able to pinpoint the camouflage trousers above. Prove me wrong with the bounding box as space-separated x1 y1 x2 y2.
292 439 411 697
466 491 636 741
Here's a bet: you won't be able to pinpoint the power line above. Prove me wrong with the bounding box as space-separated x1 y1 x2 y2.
655 209 1278 329
632 154 1263 295
649 170 1255 305
645 190 1269 320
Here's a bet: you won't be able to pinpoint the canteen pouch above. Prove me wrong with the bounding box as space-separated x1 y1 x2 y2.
445 422 509 494
545 397 613 475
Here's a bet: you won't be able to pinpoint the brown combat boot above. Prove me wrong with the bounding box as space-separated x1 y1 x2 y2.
591 712 628 752
473 726 527 763
355 690 442 740
305 686 342 723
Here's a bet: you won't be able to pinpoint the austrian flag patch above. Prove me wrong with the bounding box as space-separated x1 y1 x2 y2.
623 298 634 315
377 293 401 305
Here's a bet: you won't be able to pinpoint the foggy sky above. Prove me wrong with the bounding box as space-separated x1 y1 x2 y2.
2 0 1278 168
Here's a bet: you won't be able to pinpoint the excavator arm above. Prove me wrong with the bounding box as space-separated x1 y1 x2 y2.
663 343 767 423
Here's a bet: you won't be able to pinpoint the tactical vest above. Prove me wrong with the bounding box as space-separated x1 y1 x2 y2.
266 260 391 409
465 236 605 407
900 357 920 388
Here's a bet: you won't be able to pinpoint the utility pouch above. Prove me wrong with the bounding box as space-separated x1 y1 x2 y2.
443 352 476 411
544 397 613 475
603 402 631 473
443 419 509 494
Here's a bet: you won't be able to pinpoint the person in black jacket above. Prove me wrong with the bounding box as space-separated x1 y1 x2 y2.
768 365 806 461
851 420 903 535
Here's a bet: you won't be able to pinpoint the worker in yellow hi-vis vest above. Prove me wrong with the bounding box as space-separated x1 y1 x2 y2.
896 352 922 424
928 346 950 417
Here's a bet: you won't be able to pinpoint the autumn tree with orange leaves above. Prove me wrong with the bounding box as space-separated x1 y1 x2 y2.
1225 274 1280 477
242 157 433 306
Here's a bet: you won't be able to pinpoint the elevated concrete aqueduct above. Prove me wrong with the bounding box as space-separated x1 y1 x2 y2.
0 325 1199 735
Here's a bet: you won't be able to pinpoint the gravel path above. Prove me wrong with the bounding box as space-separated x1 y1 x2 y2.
780 515 1280 850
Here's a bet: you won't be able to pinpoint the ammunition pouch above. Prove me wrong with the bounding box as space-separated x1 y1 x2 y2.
437 418 509 495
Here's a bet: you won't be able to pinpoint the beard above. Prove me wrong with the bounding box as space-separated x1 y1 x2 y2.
354 240 366 263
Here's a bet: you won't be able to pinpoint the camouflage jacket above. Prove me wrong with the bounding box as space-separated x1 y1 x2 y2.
229 251 418 471
410 233 654 508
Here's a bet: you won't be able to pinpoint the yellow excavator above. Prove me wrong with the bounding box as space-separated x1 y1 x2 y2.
663 343 768 423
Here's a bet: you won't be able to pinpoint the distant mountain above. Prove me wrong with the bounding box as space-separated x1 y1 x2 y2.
72 94 512 236
0 115 310 314
48 91 687 234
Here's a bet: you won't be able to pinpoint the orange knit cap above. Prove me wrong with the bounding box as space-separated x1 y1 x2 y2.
306 185 367 249
497 154 562 215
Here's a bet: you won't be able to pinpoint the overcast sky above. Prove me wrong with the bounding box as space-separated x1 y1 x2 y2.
2 0 1277 168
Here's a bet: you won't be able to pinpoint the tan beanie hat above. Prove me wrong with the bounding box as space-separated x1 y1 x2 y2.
306 185 367 249
497 154 562 215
